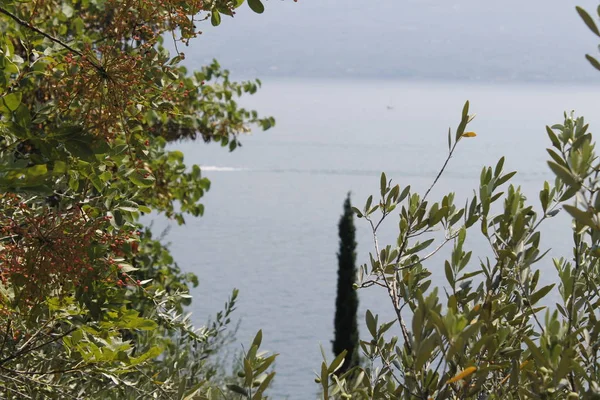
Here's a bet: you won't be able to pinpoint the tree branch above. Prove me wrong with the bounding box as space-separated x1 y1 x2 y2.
0 327 76 366
0 6 106 74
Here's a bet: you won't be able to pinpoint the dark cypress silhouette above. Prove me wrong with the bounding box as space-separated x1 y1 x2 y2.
333 192 359 374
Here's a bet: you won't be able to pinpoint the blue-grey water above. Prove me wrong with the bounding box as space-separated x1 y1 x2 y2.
146 79 599 399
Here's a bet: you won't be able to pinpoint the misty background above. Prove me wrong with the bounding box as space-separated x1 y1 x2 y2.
179 0 600 83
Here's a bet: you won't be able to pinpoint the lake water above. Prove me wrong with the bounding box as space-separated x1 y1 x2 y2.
146 79 599 398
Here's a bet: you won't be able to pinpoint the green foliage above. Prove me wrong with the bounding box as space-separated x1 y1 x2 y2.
576 5 600 71
313 12 600 398
223 330 278 400
2 0 599 398
333 193 360 374
316 103 600 399
0 0 278 398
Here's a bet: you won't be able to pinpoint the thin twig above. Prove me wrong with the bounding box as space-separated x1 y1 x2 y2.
360 279 387 289
0 327 76 365
395 235 456 272
422 141 458 204
566 239 582 392
0 6 106 74
133 366 175 399
0 374 33 399
0 368 80 399
0 320 11 356
367 217 413 355
16 318 55 355
375 342 420 399
0 361 86 376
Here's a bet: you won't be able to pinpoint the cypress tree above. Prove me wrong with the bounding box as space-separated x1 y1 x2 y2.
333 192 359 373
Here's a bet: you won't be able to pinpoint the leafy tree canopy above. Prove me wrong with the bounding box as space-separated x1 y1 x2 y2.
0 0 277 398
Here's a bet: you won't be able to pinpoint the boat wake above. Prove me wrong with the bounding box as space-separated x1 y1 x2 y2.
201 166 249 172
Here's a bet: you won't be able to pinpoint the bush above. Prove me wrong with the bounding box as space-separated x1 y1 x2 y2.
317 107 600 399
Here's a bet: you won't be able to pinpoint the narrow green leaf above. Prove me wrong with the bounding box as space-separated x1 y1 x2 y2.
563 204 594 227
546 126 560 147
210 10 221 26
320 362 329 397
118 263 138 273
523 336 548 368
415 335 437 371
328 350 347 374
319 344 328 365
585 54 600 71
351 207 363 218
252 330 263 349
559 186 578 202
254 354 278 376
365 195 373 213
248 0 265 13
576 6 600 37
118 206 139 213
378 320 395 336
495 171 516 187
529 284 555 305
455 120 467 141
456 270 483 282
494 157 505 178
445 261 455 286
226 384 248 396
399 185 411 202
547 161 578 187
389 184 399 202
252 372 275 400
408 238 434 254
555 350 573 381
461 100 470 119
365 310 377 338
546 148 567 167
243 358 253 386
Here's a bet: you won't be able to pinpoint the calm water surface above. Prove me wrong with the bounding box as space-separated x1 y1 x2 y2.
146 79 599 398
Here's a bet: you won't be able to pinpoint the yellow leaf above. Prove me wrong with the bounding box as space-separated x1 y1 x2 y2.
446 366 477 384
462 132 477 138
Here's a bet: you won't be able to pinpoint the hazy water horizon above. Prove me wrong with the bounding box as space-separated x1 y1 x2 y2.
181 0 600 84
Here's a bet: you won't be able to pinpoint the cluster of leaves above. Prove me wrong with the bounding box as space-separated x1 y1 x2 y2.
225 330 278 399
0 192 133 302
306 7 600 399
316 109 600 398
0 0 278 398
